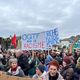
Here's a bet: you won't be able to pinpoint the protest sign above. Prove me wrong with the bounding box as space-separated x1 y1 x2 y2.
22 28 59 50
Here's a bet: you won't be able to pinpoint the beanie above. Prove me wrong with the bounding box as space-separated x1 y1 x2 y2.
37 65 45 73
63 56 71 64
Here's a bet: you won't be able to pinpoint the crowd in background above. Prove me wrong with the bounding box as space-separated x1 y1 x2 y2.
0 46 80 80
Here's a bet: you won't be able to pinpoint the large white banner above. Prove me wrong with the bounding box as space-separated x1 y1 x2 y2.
21 28 59 50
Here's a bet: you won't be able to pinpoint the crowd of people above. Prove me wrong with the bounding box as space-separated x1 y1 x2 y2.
0 47 80 80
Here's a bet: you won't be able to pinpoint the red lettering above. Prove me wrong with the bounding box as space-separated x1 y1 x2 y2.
42 41 45 48
24 43 32 48
33 43 38 48
23 41 45 49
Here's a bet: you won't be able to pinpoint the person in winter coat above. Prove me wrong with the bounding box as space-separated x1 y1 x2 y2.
0 59 5 71
60 56 74 79
28 51 40 77
38 53 45 65
64 68 74 80
7 58 25 77
45 50 62 65
18 54 30 76
74 57 80 80
43 60 64 80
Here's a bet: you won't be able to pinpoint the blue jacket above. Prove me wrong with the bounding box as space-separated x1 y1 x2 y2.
45 54 53 65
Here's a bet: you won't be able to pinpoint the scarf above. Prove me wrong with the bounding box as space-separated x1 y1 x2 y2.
49 73 58 80
8 66 21 75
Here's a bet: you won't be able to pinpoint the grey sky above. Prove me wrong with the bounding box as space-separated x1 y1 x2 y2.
0 0 80 39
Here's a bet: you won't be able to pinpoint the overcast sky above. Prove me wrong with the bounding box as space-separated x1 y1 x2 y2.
0 0 80 39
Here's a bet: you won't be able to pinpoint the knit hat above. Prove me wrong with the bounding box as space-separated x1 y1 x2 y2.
37 65 45 73
49 60 59 70
63 56 71 64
